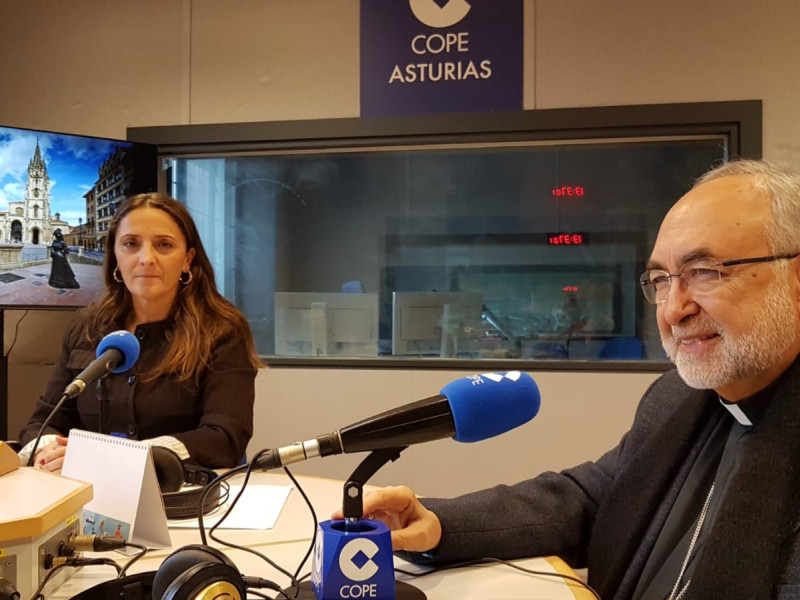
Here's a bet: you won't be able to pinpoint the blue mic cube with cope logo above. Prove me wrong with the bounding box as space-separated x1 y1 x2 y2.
312 519 395 600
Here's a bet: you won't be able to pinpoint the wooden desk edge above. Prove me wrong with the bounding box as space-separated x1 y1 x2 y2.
0 483 92 541
545 556 595 600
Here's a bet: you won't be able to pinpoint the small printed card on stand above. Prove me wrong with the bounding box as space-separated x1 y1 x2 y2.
61 429 171 549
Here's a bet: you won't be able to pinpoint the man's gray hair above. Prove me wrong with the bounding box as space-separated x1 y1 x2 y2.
694 159 800 254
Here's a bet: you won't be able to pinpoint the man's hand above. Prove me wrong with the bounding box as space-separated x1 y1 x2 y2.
332 485 442 553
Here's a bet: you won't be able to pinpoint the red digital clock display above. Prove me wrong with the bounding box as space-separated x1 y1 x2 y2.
548 233 585 245
552 186 585 197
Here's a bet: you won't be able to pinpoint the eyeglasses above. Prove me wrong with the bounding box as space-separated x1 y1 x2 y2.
639 252 800 304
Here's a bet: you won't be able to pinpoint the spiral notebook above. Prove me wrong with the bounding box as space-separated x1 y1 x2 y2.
61 429 171 548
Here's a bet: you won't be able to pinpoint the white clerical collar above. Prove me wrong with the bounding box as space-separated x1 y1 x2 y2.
718 396 753 427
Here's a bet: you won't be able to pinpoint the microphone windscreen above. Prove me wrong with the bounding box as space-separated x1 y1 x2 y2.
441 371 541 443
96 330 140 373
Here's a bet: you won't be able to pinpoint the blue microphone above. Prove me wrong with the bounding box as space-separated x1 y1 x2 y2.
63 330 140 399
26 330 142 466
305 372 540 600
254 371 541 470
441 371 541 443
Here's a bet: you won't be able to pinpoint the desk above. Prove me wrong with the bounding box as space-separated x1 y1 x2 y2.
49 472 594 600
0 467 92 541
1 466 93 599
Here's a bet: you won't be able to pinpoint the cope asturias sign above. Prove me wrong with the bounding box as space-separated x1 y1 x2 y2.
360 0 523 116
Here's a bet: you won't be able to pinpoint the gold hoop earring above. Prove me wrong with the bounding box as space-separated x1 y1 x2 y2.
113 267 123 283
179 270 193 285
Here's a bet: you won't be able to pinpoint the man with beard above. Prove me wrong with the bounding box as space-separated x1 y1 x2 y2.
336 159 800 600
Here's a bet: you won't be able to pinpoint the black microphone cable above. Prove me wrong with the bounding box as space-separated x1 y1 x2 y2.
191 477 232 520
117 541 149 579
195 449 322 599
282 466 319 598
196 453 298 595
0 577 20 600
196 462 250 545
30 558 121 600
43 536 150 594
26 391 69 467
224 457 302 597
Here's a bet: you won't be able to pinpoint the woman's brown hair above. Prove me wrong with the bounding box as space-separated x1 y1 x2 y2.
86 192 261 382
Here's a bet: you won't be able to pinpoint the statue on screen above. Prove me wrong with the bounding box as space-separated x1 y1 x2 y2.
48 228 80 289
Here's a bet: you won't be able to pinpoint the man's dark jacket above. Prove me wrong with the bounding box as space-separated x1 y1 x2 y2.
421 365 800 599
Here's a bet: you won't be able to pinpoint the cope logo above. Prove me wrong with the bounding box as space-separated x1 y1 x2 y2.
312 528 324 579
483 371 522 383
339 538 380 581
409 0 471 28
467 371 522 385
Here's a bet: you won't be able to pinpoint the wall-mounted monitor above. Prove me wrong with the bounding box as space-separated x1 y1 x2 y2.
274 292 379 357
392 292 483 357
0 125 157 310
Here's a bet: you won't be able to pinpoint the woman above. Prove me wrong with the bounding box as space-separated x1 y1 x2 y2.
19 193 261 471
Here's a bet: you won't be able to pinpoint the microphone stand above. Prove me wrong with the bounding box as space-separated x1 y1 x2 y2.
342 447 407 522
97 378 110 435
302 447 427 600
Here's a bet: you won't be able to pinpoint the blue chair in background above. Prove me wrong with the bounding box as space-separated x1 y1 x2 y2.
598 337 644 360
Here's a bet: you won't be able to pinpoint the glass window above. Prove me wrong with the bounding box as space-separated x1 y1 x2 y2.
167 137 727 364
131 102 759 367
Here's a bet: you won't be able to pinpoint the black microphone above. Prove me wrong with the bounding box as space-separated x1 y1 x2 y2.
25 331 141 466
254 371 541 470
63 331 141 399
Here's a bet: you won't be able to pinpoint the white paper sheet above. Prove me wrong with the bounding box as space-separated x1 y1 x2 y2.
168 483 293 529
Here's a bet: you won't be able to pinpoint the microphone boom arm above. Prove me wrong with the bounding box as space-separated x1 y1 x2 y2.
342 446 407 521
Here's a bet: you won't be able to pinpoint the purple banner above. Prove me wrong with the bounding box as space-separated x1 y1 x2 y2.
360 0 524 117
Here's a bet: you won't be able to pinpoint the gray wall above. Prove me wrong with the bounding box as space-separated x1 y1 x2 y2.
3 0 799 496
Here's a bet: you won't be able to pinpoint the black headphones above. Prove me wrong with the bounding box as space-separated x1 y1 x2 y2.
152 545 246 600
72 544 316 600
151 447 225 520
70 545 245 600
70 571 154 600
